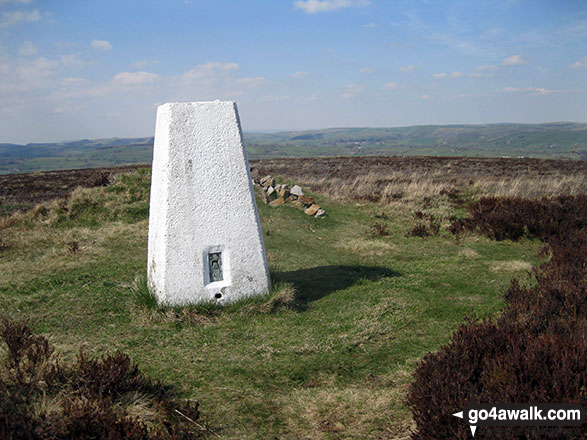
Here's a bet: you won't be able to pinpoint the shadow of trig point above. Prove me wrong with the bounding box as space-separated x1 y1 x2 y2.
147 101 271 305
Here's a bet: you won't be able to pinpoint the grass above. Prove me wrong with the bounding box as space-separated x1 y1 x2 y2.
0 169 543 438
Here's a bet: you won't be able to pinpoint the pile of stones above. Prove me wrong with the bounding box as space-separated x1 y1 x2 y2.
250 168 326 218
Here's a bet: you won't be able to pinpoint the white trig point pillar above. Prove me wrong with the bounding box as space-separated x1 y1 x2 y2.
147 101 271 305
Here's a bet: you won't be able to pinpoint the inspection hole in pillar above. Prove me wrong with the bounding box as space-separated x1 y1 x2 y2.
208 251 223 282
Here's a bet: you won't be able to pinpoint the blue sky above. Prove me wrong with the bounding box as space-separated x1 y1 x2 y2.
1 0 586 143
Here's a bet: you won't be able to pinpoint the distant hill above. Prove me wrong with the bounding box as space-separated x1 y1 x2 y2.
1 123 586 174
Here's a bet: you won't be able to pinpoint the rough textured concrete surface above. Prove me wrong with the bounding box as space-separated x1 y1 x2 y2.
147 101 271 305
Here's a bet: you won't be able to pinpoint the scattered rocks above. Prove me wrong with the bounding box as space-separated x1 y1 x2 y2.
260 175 275 188
260 191 270 204
304 204 320 216
290 185 304 196
251 168 327 218
299 195 314 205
269 197 285 208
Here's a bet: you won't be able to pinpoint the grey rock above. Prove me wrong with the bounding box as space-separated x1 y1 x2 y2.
290 185 304 196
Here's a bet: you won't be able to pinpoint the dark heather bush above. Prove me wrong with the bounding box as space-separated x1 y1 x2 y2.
371 221 390 236
449 194 587 241
409 212 441 238
0 317 205 439
408 223 431 237
408 199 586 439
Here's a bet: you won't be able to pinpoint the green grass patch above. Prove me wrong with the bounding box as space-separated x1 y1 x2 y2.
0 171 542 438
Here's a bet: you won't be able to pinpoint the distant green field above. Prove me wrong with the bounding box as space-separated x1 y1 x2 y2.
1 122 586 174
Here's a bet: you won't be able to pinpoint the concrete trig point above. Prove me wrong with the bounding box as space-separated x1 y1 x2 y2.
147 101 271 305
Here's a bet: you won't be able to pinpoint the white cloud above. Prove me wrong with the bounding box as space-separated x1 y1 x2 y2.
60 53 86 67
262 95 291 102
0 56 58 94
400 65 419 73
175 61 269 100
132 59 159 69
0 9 40 27
569 56 587 69
113 71 159 85
290 71 309 78
476 64 499 72
181 61 239 82
433 71 463 79
0 0 34 4
420 95 430 100
503 86 558 96
18 41 37 56
236 76 270 88
91 39 112 51
382 82 398 91
294 0 370 14
360 67 374 74
363 22 377 28
59 77 86 87
342 83 364 99
502 54 527 66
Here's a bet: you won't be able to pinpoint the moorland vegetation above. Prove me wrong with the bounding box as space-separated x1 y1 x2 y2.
0 156 585 438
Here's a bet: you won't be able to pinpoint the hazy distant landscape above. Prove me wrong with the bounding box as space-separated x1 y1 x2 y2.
1 122 586 174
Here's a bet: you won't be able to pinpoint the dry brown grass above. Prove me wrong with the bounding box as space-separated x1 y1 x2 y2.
253 156 587 202
281 384 414 439
255 283 297 313
489 260 533 273
334 237 398 256
0 220 147 289
458 248 481 259
292 173 587 202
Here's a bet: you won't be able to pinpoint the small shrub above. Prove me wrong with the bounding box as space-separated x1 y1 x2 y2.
409 213 441 237
408 223 430 238
90 172 111 187
371 222 390 237
427 216 441 236
0 316 207 439
449 195 587 241
67 240 79 254
439 187 465 207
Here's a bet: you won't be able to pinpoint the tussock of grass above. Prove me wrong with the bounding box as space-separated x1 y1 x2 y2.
129 274 297 326
458 248 480 259
239 282 298 315
281 383 414 439
129 275 158 310
489 260 533 273
335 237 397 256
